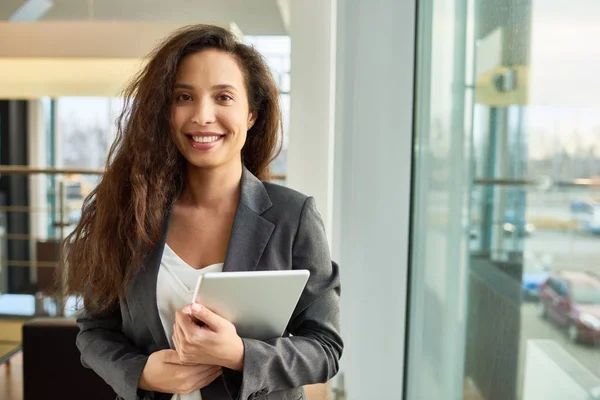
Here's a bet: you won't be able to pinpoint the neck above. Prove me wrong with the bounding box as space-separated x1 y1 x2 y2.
178 160 243 209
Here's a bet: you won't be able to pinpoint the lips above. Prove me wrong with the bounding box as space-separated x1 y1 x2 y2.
186 131 225 140
185 132 224 150
190 135 222 144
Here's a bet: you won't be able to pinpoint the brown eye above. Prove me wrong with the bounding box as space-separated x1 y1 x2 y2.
217 94 233 102
176 93 192 102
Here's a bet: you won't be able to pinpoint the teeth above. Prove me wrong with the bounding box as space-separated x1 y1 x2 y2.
191 136 220 143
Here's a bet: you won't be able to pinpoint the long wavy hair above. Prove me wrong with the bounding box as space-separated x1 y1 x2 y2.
60 24 282 314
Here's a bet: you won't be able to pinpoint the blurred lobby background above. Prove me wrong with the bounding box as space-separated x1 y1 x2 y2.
2 0 600 400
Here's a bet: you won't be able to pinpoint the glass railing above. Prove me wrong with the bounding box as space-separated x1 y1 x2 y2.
0 166 286 300
0 166 104 298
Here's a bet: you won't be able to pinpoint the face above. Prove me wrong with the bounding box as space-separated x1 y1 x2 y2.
170 49 256 172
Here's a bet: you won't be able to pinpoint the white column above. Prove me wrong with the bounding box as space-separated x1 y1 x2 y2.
288 0 417 397
27 99 49 284
333 0 416 398
286 0 337 247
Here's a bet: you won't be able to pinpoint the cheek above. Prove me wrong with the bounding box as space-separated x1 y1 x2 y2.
235 131 248 146
221 107 251 132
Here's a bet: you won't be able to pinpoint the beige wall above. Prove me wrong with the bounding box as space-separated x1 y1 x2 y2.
0 21 232 98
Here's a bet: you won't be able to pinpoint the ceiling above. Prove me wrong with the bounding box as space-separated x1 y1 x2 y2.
0 0 287 35
0 0 288 98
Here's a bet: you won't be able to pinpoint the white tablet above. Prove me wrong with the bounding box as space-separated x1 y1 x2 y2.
191 270 310 340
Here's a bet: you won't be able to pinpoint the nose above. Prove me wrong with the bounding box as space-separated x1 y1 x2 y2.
191 98 216 125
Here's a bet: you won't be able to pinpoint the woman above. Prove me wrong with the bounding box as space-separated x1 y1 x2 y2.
62 24 342 400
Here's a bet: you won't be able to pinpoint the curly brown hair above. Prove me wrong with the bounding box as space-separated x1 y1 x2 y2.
60 24 282 314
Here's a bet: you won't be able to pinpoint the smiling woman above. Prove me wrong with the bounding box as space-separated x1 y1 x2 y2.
59 24 342 400
170 49 256 171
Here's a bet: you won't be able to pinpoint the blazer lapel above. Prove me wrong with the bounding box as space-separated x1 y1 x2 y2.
222 167 275 273
128 209 172 351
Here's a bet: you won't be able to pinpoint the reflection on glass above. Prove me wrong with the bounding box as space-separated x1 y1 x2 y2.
572 285 600 306
407 0 600 399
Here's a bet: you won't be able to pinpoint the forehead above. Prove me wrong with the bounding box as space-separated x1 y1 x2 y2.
175 49 245 87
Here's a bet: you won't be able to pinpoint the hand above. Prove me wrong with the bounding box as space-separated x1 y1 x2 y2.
138 349 222 394
173 303 245 371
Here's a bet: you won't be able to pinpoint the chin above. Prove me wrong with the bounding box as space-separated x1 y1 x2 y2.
185 158 221 170
178 150 220 168
178 148 242 172
185 155 240 171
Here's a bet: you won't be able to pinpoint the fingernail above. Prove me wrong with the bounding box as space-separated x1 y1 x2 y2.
191 303 202 313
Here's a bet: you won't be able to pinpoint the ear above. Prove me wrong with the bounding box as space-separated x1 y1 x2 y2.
247 111 257 131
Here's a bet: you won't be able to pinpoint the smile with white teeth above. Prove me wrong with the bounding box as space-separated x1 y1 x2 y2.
191 136 221 143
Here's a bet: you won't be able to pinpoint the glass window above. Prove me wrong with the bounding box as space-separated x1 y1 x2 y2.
407 0 600 399
55 96 121 234
57 97 117 170
244 36 290 182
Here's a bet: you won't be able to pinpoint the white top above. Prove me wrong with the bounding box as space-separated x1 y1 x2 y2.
157 243 224 400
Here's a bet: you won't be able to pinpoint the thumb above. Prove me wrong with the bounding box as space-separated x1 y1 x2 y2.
190 303 224 330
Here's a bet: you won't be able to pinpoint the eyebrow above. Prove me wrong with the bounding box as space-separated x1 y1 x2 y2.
173 83 238 91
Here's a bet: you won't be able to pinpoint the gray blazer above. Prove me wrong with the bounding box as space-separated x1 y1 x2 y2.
76 168 343 400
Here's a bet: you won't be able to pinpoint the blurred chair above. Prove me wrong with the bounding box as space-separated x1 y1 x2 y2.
22 318 116 400
35 240 62 294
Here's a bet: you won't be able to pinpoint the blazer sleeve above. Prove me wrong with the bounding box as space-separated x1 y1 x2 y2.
222 196 343 400
76 303 149 400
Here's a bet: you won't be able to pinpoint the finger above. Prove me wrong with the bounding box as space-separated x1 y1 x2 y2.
174 321 193 348
175 305 189 323
176 305 196 333
207 367 223 383
173 312 199 346
174 321 183 342
210 366 223 379
185 304 206 327
162 349 182 365
175 324 208 366
193 366 222 390
194 363 218 374
172 325 180 352
176 310 200 342
163 347 195 367
189 303 226 331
